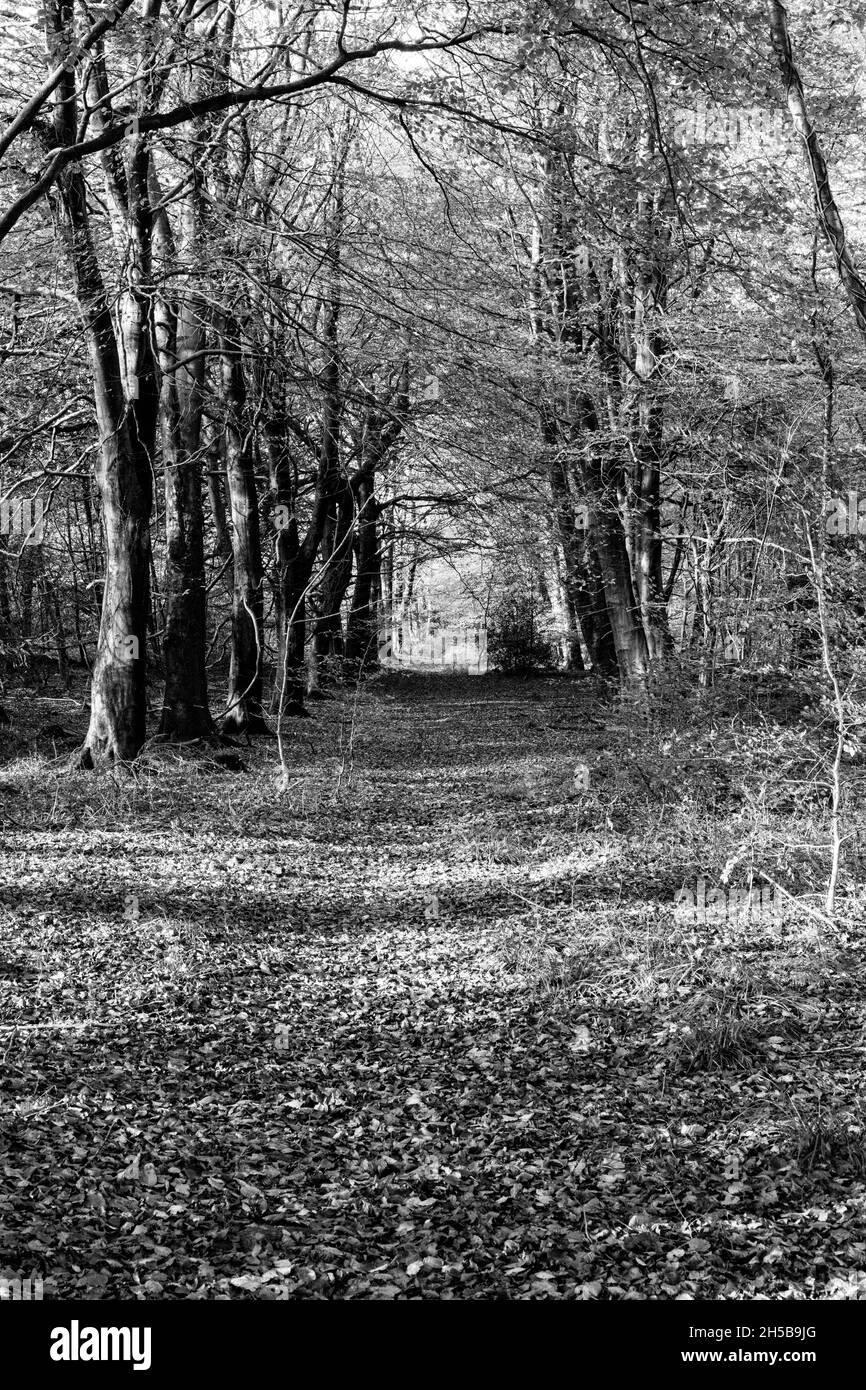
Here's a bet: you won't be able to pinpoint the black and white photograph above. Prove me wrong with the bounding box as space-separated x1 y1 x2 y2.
0 0 864 1362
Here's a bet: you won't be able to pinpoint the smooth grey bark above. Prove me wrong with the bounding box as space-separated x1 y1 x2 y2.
45 0 155 764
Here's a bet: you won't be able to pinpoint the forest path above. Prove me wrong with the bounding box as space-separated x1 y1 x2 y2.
0 674 864 1298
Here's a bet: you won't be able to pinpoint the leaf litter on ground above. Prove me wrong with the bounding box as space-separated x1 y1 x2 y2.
0 672 865 1299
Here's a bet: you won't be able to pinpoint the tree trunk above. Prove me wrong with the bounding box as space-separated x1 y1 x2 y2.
543 548 583 671
218 316 267 735
45 4 155 764
206 432 233 560
309 477 354 693
584 444 650 690
344 472 380 667
260 410 310 717
345 370 409 667
274 128 348 714
770 1 866 342
634 441 674 661
577 530 618 673
546 445 617 672
629 194 675 662
272 514 312 715
152 174 212 740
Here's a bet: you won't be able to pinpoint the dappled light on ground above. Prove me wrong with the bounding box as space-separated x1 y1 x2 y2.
1 675 865 1299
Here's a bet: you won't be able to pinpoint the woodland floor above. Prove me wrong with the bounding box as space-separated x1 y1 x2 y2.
1 670 865 1300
